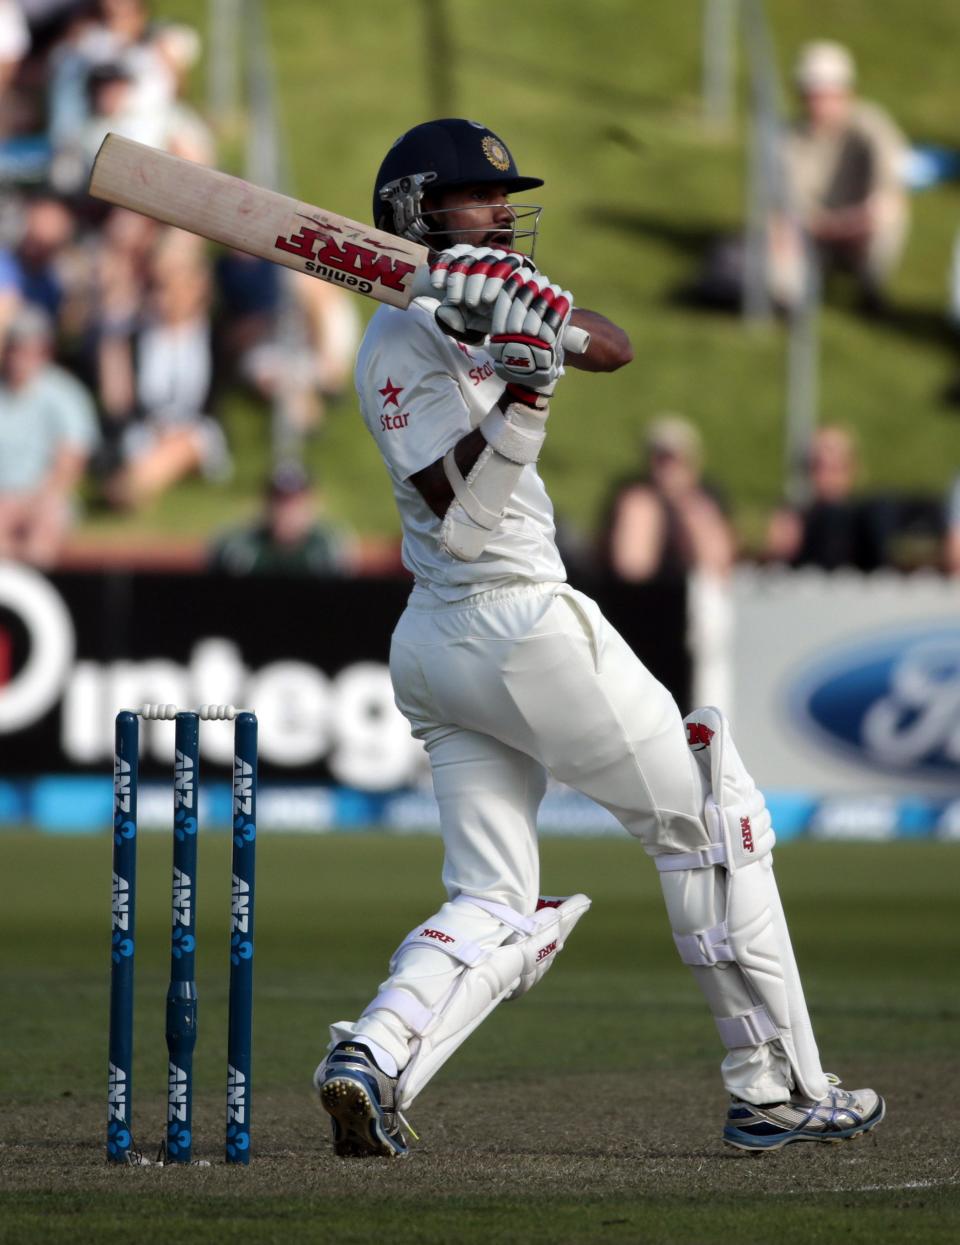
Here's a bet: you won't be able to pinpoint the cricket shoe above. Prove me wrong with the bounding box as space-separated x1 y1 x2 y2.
314 1041 409 1158
724 1077 885 1151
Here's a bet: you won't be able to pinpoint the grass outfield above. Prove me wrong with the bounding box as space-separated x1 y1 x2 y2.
77 0 960 554
1 833 958 1243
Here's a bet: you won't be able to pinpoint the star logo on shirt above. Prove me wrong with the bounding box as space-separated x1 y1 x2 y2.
379 378 404 409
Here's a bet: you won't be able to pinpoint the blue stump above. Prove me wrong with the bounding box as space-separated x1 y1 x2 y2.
108 711 139 1162
226 712 257 1164
166 711 200 1163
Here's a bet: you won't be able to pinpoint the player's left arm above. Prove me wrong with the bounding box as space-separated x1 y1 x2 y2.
566 309 632 373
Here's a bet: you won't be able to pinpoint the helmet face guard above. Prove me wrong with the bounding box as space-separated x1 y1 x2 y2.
373 119 544 258
377 172 542 258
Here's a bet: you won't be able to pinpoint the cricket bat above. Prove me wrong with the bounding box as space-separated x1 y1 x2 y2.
88 134 589 353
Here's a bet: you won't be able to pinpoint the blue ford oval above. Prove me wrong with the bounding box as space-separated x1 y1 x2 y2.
787 626 960 781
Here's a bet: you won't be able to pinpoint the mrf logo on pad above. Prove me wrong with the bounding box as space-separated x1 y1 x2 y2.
535 939 558 964
686 722 715 750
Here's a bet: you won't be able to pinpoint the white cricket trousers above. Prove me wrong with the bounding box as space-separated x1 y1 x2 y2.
340 580 788 1099
391 580 708 903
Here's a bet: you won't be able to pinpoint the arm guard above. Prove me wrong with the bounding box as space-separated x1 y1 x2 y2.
439 391 549 561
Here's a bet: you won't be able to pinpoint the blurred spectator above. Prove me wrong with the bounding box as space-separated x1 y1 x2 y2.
132 17 211 165
600 414 735 582
48 1 212 191
0 0 30 133
764 424 896 570
0 304 98 565
268 274 360 431
944 229 960 406
0 194 76 331
216 256 360 435
91 201 156 317
215 251 281 382
49 0 178 142
51 55 212 194
0 0 29 97
209 461 354 576
775 41 909 314
944 476 960 576
51 58 158 190
18 2 86 54
0 0 50 179
97 227 227 508
0 245 19 349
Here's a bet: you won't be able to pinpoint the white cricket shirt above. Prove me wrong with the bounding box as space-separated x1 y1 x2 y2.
356 297 566 602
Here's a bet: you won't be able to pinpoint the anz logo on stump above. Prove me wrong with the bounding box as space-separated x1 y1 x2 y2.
788 625 960 781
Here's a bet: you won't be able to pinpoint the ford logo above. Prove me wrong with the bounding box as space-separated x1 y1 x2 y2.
788 625 960 781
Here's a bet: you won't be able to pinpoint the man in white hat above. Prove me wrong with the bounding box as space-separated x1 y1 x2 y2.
782 40 909 312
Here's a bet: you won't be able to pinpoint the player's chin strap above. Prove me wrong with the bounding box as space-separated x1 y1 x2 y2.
440 386 551 561
655 707 830 1105
356 892 590 1111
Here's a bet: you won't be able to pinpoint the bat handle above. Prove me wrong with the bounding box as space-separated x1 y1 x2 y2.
562 325 590 355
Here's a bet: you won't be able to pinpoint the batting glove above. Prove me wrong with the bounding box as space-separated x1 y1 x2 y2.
430 244 538 308
487 275 573 394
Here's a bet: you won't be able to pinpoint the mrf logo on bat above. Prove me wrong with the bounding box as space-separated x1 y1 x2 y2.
275 215 416 295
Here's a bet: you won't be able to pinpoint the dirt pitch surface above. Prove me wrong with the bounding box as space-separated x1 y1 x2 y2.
3 835 958 1243
2 1062 958 1244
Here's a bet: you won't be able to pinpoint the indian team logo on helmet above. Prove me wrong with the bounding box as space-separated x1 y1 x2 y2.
481 134 511 172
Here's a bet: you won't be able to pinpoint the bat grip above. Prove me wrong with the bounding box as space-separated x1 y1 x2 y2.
562 325 590 355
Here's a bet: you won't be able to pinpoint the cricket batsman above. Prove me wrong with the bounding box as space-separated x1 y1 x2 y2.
314 118 884 1157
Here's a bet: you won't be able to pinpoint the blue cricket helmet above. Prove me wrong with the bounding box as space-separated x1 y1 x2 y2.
372 118 543 242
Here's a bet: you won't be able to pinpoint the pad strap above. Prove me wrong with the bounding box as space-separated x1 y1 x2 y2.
716 1006 779 1049
456 894 539 935
395 919 486 967
362 987 434 1036
673 921 736 967
654 842 727 873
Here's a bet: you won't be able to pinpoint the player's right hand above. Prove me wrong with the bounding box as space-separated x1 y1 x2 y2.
430 244 538 309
